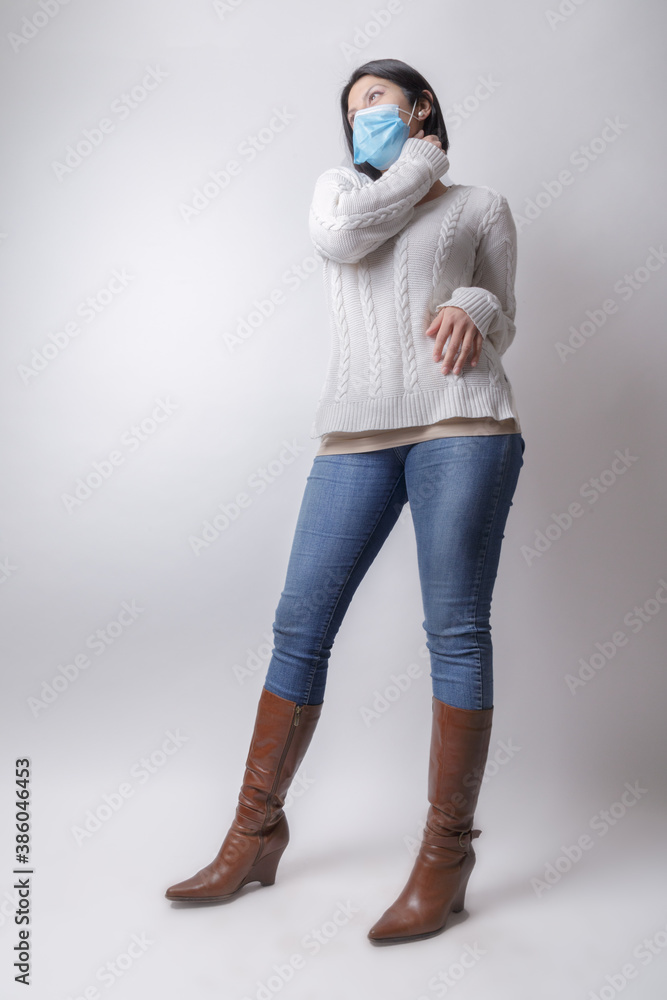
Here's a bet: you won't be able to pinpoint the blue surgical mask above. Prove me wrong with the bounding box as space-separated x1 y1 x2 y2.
352 98 419 170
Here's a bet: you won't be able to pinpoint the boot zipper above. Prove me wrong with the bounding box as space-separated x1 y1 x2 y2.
268 703 302 799
256 703 304 864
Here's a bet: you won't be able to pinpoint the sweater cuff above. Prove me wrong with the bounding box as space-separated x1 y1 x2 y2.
401 136 450 177
435 287 499 339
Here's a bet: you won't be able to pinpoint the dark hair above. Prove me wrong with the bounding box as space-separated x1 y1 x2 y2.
340 58 449 181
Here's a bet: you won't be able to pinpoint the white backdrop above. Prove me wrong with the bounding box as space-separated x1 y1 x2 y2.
2 1 666 997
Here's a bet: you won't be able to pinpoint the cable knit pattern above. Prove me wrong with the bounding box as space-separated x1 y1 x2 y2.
394 231 420 393
431 189 471 305
504 237 517 321
308 137 520 438
357 258 383 399
330 262 351 403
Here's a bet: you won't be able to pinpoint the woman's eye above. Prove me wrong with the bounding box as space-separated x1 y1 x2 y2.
349 90 383 125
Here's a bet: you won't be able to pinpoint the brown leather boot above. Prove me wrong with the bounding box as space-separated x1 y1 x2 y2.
165 687 322 902
368 696 493 943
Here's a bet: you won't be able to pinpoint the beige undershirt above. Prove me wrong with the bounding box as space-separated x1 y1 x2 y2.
315 415 520 455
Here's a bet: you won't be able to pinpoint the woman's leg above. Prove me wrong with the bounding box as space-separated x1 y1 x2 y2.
367 433 525 943
166 448 409 904
264 449 409 705
404 433 525 709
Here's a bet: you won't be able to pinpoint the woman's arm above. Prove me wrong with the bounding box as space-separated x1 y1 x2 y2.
309 137 450 265
433 191 518 357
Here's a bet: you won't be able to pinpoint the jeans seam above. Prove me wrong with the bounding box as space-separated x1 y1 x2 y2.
468 435 513 709
302 467 407 704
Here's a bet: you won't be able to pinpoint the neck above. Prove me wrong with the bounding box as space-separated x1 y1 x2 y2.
415 180 449 207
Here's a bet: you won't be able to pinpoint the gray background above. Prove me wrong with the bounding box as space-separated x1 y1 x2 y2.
1 0 666 997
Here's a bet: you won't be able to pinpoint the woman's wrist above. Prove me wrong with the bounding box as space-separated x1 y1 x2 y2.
401 136 450 175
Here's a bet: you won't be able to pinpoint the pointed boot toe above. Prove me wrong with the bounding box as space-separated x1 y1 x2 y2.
368 893 445 944
165 871 209 901
368 906 415 943
367 698 493 945
164 688 323 905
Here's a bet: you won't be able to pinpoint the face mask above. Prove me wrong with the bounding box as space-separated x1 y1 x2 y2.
352 97 419 170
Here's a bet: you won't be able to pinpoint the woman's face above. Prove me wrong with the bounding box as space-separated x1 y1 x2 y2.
346 75 429 137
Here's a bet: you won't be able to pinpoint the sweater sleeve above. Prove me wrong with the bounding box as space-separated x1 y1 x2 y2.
308 137 450 265
434 191 518 357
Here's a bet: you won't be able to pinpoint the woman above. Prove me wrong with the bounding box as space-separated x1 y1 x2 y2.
165 58 525 946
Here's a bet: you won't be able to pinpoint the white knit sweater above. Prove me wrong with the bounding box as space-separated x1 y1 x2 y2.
307 136 521 439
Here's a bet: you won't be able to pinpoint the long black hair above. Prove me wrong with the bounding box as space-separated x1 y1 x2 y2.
340 58 449 181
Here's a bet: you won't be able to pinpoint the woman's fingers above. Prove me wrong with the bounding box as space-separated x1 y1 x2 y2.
470 332 483 367
442 335 465 374
424 313 440 338
454 332 484 372
432 308 467 368
415 129 442 148
427 308 482 375
444 329 482 374
430 307 455 358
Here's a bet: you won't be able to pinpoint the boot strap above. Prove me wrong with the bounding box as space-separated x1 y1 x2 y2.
424 827 481 851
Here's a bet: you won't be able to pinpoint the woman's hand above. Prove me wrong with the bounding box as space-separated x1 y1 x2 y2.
425 306 483 375
414 128 442 148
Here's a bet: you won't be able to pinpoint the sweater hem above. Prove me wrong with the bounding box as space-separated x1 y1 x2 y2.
309 385 518 439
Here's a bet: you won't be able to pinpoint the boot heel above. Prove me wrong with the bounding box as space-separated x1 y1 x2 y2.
451 867 472 913
248 847 285 887
367 700 493 943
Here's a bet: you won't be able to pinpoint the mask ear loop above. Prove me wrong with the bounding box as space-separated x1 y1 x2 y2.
400 97 419 125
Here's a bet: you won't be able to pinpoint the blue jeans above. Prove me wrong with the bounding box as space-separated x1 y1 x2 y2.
263 434 525 710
